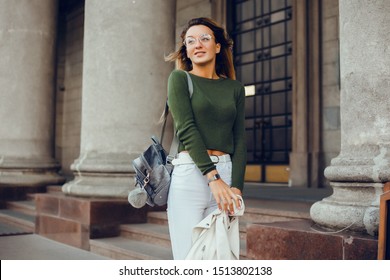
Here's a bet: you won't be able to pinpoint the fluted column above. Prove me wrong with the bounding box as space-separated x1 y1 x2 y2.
0 0 64 187
62 0 176 197
310 0 390 235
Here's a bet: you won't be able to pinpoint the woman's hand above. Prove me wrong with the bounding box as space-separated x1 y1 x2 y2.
207 171 240 214
230 187 242 196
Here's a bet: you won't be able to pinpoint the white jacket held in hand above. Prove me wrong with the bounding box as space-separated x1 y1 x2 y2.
185 196 245 260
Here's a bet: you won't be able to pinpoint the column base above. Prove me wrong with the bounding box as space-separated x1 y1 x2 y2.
247 220 378 259
62 152 136 198
310 182 383 236
0 173 65 187
0 157 65 188
62 174 134 198
35 192 147 250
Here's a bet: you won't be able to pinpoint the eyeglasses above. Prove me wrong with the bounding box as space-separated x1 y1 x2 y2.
183 34 214 47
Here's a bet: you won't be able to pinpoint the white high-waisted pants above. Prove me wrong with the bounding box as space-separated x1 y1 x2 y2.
167 152 232 260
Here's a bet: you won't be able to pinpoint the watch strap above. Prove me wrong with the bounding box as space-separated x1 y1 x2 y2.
208 173 221 184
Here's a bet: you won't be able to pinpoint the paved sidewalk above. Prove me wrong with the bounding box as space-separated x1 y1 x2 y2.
0 234 108 260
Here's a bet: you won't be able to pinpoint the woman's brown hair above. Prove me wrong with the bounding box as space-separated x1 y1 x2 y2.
165 17 236 80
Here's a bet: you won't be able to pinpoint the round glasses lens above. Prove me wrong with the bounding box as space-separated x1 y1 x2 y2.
184 37 196 46
200 34 212 43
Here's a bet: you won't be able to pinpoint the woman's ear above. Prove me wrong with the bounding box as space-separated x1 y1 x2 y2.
216 43 221 54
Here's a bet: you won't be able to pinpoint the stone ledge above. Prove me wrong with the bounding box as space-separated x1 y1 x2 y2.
35 192 148 250
247 219 378 260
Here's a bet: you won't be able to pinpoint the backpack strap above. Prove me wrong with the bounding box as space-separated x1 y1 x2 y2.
160 71 193 143
185 71 194 98
160 71 193 163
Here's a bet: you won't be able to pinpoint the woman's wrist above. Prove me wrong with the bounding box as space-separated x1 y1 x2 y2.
206 170 221 184
206 169 218 179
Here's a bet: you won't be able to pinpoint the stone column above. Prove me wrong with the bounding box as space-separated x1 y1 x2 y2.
62 0 176 198
0 0 64 188
310 0 390 235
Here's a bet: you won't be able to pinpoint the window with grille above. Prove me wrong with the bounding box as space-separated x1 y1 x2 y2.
230 0 293 182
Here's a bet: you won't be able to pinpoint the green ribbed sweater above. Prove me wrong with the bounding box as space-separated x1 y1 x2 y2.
167 70 247 191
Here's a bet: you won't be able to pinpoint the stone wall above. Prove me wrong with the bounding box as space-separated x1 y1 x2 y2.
321 0 341 181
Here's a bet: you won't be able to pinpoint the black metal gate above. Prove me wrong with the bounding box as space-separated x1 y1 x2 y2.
230 0 293 183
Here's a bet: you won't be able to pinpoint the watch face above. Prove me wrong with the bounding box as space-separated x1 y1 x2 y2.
208 173 221 183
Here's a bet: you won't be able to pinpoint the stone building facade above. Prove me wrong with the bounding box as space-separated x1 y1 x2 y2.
0 0 389 259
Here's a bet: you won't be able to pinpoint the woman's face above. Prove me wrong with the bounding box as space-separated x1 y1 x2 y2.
184 25 221 68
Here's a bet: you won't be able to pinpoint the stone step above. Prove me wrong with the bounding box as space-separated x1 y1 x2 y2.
6 200 36 216
0 185 46 201
147 211 168 225
146 210 248 239
139 201 308 248
0 209 35 232
91 229 249 260
145 200 311 230
119 211 251 259
89 237 173 260
120 223 171 248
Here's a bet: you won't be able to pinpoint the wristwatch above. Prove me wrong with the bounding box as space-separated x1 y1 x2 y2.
208 173 221 184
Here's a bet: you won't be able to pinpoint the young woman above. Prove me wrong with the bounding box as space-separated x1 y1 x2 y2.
165 17 246 260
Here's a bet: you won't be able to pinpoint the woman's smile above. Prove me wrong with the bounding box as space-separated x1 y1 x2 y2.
194 51 206 56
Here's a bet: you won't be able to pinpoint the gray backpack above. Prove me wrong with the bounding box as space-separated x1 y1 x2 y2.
128 71 193 208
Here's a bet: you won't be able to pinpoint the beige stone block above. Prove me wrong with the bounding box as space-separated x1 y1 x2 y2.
322 40 339 64
66 9 85 29
323 16 339 42
65 124 81 137
322 62 340 87
66 76 83 90
323 107 340 131
177 0 206 11
322 130 341 153
322 0 339 18
67 26 84 43
177 0 211 27
65 100 81 119
66 39 84 55
67 62 83 77
322 85 340 107
62 135 81 148
64 88 81 101
68 49 84 64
